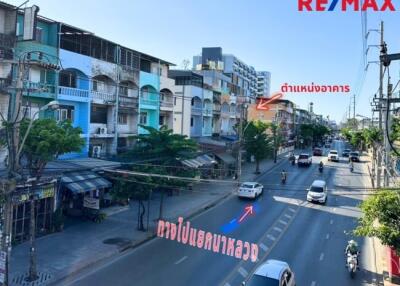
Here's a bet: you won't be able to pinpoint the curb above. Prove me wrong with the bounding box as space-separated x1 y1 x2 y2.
49 154 290 286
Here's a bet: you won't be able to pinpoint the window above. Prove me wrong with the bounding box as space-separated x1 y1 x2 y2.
191 98 194 106
16 22 21 36
59 71 77 88
174 97 177 106
118 114 128 125
139 112 147 125
119 85 128 96
22 106 31 119
90 106 107 124
57 106 75 122
35 27 43 43
92 81 98 91
190 117 193 127
159 116 164 126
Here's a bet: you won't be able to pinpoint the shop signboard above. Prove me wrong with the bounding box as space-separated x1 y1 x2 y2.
83 197 100 210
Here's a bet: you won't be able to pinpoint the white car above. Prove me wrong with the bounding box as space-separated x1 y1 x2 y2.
307 180 328 204
297 153 312 167
238 182 264 199
328 150 339 162
242 259 296 286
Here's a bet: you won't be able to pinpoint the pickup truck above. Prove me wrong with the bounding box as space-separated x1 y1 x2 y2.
328 150 339 162
298 154 312 167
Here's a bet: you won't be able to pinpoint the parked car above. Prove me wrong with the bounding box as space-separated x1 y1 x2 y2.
298 153 312 167
242 259 296 286
328 150 339 162
349 151 360 162
342 149 351 157
307 180 328 204
313 147 323 156
238 182 264 199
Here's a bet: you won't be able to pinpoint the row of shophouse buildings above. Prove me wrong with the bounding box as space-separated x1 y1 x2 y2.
0 2 333 243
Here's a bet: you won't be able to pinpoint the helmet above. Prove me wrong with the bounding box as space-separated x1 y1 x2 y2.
348 240 358 246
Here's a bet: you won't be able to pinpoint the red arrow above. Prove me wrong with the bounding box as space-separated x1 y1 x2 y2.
256 92 284 110
238 205 254 223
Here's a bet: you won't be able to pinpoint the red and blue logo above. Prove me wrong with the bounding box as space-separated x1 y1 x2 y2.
298 0 396 11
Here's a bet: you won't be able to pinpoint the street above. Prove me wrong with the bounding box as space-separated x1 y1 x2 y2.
60 140 382 286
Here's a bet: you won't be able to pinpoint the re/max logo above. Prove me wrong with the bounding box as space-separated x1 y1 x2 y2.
298 0 396 11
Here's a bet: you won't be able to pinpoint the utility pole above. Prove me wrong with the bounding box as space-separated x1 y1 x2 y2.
383 81 393 187
377 21 384 189
237 104 243 185
353 94 356 122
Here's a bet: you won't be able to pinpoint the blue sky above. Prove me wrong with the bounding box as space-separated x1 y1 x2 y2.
6 0 400 122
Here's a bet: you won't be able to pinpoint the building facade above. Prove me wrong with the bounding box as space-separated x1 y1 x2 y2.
256 71 271 97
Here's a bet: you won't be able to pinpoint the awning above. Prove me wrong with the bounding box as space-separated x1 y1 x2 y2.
62 171 112 194
181 155 217 169
215 152 236 165
66 177 112 194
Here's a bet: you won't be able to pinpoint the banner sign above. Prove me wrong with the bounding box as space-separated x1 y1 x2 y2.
83 197 100 210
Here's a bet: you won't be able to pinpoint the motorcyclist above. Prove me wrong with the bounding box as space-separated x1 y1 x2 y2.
349 161 354 171
345 240 359 266
319 161 324 168
281 170 287 182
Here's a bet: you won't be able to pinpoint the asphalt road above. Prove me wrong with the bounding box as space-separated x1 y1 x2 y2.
63 140 381 286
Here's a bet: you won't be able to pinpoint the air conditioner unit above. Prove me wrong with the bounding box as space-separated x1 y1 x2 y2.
92 146 101 158
98 127 107 134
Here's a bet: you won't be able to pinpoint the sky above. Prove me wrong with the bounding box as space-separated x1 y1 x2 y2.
5 0 400 123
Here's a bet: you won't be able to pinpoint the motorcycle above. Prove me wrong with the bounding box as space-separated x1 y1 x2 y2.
350 165 354 173
291 158 296 166
346 253 358 278
281 174 287 184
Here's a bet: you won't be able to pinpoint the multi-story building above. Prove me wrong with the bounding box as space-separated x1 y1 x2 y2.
0 2 16 166
247 99 295 142
168 70 213 138
193 47 258 103
256 71 271 97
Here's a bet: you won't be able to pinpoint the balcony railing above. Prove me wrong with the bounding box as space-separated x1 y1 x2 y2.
24 81 56 94
59 86 89 98
213 108 221 115
91 90 116 102
203 109 213 116
119 96 138 108
191 106 202 115
230 111 236 117
140 91 159 106
0 78 11 92
160 99 174 108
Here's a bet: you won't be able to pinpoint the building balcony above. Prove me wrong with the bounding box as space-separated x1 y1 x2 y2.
58 86 90 102
191 107 202 116
203 108 213 117
160 99 174 110
23 81 56 99
230 111 236 118
0 78 11 93
213 108 221 115
91 90 116 104
119 96 138 109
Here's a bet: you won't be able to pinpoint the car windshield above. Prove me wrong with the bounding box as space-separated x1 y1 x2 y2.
344 149 351 152
299 155 309 159
330 151 338 154
241 184 254 188
310 186 324 193
350 152 358 156
247 275 280 286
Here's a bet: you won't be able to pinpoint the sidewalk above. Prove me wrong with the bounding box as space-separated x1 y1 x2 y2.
364 152 400 285
9 152 291 286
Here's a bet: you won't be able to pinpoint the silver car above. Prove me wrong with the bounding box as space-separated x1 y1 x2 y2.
242 259 296 286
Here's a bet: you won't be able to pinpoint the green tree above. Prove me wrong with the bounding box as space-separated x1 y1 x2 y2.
129 125 198 165
19 118 84 281
354 190 400 255
125 125 199 219
341 127 353 142
350 131 364 150
20 119 84 178
243 121 273 174
299 124 314 146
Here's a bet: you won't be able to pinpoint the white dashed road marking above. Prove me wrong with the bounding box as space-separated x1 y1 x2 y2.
238 267 248 277
224 283 231 286
284 214 292 219
174 256 188 265
311 281 316 286
326 233 330 239
273 226 283 232
319 253 324 261
288 208 296 213
279 219 288 226
330 219 334 225
259 243 268 251
267 234 276 241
